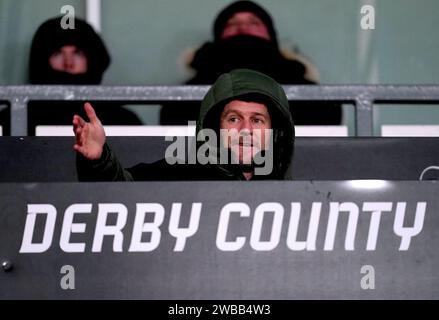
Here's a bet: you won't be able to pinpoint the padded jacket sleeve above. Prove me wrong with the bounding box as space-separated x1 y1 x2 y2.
76 143 134 181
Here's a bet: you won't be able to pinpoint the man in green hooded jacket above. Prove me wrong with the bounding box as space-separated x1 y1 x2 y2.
74 69 295 181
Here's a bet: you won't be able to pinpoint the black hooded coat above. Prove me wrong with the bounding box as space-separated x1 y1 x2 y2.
27 16 141 135
160 0 341 126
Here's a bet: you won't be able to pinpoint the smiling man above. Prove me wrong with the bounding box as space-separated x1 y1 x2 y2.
219 100 272 179
75 69 295 181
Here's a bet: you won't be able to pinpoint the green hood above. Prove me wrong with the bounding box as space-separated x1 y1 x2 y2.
197 68 295 179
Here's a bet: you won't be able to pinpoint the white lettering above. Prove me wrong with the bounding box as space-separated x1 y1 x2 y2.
20 204 57 253
324 202 359 251
362 202 392 250
394 202 426 250
250 202 284 251
287 202 321 251
216 203 250 251
92 203 127 252
168 203 202 251
128 203 165 252
60 204 92 253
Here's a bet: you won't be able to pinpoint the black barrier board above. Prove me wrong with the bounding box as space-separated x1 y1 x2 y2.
0 181 438 299
1 137 439 181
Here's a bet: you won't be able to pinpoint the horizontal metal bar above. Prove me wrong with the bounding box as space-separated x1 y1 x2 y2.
2 85 439 137
1 85 439 101
0 85 211 101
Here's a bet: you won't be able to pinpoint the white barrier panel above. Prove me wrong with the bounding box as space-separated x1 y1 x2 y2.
36 125 196 137
0 126 2 136
36 125 349 137
381 125 439 137
86 0 101 32
295 125 348 137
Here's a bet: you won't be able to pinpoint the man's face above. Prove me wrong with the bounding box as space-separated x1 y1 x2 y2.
221 12 271 41
49 45 88 74
219 100 272 164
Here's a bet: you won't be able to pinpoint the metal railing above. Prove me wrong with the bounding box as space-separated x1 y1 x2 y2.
1 85 439 136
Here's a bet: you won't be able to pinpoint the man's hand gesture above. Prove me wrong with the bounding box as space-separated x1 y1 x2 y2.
73 102 106 160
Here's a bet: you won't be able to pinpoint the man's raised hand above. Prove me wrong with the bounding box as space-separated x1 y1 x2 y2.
73 102 106 160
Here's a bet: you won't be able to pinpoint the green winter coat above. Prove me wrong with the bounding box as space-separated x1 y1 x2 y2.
77 69 295 181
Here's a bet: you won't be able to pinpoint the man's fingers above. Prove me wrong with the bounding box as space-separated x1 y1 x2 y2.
73 114 86 127
73 144 86 155
84 102 99 124
75 126 83 139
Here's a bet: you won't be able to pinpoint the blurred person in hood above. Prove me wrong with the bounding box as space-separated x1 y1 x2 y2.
27 16 141 135
161 0 341 126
